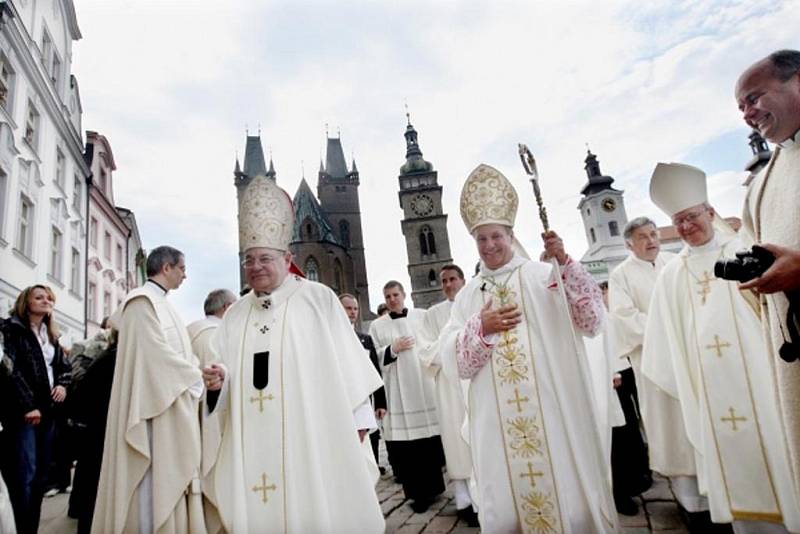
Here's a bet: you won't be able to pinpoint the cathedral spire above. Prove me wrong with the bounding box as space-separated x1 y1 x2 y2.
266 157 276 179
580 148 616 196
243 134 268 178
400 112 433 175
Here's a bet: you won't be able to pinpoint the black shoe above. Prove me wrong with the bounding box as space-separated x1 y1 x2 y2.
457 507 480 527
379 466 386 475
410 499 431 513
615 496 638 516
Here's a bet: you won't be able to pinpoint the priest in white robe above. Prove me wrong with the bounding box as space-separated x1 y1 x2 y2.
643 162 800 532
737 50 800 498
440 164 617 533
418 264 478 525
92 246 205 534
369 281 446 513
202 175 384 533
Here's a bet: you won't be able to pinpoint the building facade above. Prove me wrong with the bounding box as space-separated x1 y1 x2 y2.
396 117 452 309
0 0 90 347
233 133 372 320
84 131 145 336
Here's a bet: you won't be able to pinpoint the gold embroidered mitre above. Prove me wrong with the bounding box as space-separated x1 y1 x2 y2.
238 175 294 252
460 164 518 233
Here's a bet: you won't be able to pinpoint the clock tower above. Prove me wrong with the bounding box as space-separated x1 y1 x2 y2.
397 115 453 309
577 149 629 281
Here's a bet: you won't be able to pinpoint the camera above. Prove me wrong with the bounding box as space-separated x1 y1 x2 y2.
714 245 775 283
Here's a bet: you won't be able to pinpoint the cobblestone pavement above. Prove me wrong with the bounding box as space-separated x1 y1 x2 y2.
40 470 691 533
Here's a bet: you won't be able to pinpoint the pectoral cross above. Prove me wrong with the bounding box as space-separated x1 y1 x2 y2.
520 462 544 489
720 406 746 431
695 271 714 305
261 298 272 310
252 472 277 503
507 388 530 413
250 390 274 412
705 335 731 358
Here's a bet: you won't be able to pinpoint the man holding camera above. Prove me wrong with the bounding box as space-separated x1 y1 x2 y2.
736 49 800 499
641 163 799 532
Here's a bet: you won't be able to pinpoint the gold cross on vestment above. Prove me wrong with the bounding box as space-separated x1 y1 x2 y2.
695 271 714 305
705 334 731 358
250 390 274 412
720 406 747 431
520 461 544 489
507 388 530 413
252 473 277 503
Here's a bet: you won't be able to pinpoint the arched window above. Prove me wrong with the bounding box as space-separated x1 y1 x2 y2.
590 228 596 243
305 256 319 282
419 225 436 256
302 217 319 241
608 221 619 237
339 220 350 248
333 259 344 294
428 269 437 287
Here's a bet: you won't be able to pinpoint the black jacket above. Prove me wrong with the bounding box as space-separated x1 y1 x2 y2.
0 315 71 426
356 331 386 411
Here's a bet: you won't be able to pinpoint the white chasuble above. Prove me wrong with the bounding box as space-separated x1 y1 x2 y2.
440 256 616 533
608 252 698 476
204 276 384 533
418 299 473 479
369 310 440 441
642 235 800 529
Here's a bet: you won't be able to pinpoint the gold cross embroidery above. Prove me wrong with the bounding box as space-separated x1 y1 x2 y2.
720 406 746 431
507 388 530 413
252 473 277 503
520 461 544 489
250 390 274 413
705 335 731 358
695 271 714 305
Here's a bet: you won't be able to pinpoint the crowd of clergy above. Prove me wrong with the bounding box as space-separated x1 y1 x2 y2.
1 49 799 534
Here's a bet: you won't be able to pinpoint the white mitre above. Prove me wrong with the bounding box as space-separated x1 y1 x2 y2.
460 164 519 233
238 175 294 252
649 162 708 217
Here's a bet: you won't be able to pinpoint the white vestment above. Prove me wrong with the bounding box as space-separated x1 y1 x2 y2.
742 141 800 497
369 309 440 441
204 276 384 533
187 316 222 367
418 299 473 480
642 234 800 529
608 252 699 477
440 255 617 533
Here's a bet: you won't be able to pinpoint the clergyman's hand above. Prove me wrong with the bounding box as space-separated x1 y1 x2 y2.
480 299 522 336
391 336 415 354
375 408 387 420
739 243 800 294
541 230 569 265
358 429 368 443
51 385 67 403
202 363 226 391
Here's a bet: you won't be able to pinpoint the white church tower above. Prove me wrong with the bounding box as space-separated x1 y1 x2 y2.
577 149 629 281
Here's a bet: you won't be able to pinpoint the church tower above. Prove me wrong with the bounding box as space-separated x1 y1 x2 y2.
577 149 629 281
743 129 771 186
397 116 453 309
317 135 371 317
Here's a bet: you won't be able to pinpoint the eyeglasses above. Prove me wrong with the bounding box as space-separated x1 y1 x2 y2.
672 209 707 228
241 254 282 269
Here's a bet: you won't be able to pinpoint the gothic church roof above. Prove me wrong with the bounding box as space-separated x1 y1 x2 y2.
243 135 268 177
323 137 349 178
291 178 343 246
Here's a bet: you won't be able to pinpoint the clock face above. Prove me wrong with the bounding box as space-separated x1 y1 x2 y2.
601 197 616 212
411 194 434 216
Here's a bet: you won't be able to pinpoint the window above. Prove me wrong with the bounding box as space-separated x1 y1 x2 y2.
55 148 66 190
50 51 61 91
17 195 34 256
103 290 111 318
590 228 596 243
24 101 40 149
100 169 108 194
428 269 437 287
49 226 62 280
116 243 123 270
89 217 98 248
70 247 81 292
41 31 52 70
419 225 436 256
0 166 7 238
72 174 82 212
333 259 344 294
339 220 350 247
0 54 15 113
609 221 620 237
88 283 97 321
104 231 111 260
305 257 319 282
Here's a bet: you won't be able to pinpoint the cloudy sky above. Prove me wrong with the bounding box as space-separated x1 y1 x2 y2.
71 0 798 321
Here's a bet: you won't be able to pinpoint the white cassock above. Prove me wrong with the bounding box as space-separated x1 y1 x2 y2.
418 299 473 480
187 316 222 367
440 254 617 533
608 252 700 480
204 275 384 533
642 233 800 531
369 310 440 442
